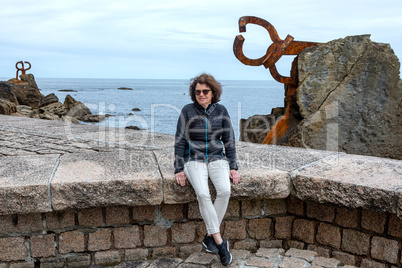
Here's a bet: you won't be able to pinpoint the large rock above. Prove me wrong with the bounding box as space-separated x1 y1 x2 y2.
20 74 38 89
286 35 402 159
8 78 44 109
63 94 92 120
0 99 17 115
39 93 59 107
39 102 67 117
0 82 18 104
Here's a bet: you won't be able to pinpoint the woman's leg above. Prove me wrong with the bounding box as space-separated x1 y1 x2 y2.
207 159 231 225
184 161 220 235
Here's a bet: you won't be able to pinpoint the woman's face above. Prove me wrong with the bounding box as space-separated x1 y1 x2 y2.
195 83 213 108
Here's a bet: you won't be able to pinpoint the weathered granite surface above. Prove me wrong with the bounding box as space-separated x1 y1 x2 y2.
0 114 401 219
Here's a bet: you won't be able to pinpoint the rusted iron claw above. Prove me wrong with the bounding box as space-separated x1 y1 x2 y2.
15 61 31 80
233 16 321 84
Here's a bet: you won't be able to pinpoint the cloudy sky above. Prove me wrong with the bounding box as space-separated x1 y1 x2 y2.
1 0 401 80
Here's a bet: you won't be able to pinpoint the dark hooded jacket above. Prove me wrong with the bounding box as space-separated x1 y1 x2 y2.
174 102 238 174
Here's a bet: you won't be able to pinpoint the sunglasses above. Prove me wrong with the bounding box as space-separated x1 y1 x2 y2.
195 89 212 95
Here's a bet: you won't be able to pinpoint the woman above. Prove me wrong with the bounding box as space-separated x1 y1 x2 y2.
174 73 240 266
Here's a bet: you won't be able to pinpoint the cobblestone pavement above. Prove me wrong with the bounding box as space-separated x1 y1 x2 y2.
89 248 357 268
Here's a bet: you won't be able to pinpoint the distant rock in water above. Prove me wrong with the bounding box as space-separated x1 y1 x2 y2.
132 108 141 111
241 35 402 160
58 89 77 92
125 125 143 130
117 87 133 90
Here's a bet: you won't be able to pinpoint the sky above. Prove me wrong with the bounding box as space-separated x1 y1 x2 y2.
1 0 401 80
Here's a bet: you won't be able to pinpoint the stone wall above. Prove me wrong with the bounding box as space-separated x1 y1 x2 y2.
0 115 401 267
0 198 401 267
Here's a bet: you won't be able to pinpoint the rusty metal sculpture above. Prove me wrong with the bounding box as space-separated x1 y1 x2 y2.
15 61 31 80
233 16 322 145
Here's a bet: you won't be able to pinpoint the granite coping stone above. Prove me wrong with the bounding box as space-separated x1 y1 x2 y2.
0 115 401 218
0 154 59 215
291 153 402 216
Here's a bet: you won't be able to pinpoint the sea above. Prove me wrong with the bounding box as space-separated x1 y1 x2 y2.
7 78 285 140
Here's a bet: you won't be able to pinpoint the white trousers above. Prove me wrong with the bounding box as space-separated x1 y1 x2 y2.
184 160 231 234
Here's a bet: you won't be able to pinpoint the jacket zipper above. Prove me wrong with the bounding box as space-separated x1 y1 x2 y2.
205 109 208 163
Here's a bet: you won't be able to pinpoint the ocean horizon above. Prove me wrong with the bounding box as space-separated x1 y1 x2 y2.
1 77 285 140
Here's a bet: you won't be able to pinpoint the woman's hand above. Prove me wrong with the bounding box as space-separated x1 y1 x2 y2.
230 169 240 184
175 171 187 186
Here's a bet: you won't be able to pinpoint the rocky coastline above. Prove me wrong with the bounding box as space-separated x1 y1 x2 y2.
0 74 105 124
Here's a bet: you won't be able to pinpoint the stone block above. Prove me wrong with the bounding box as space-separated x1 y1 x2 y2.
241 199 262 217
161 204 183 221
341 229 370 256
371 236 399 264
286 196 304 216
105 206 130 225
114 225 141 249
31 234 56 258
17 213 43 232
132 205 156 222
332 251 356 266
275 216 293 239
233 238 258 251
152 246 176 258
88 228 112 251
65 253 91 267
188 202 202 220
51 151 163 210
285 248 317 262
223 220 247 240
39 257 65 268
231 167 291 200
292 219 315 243
0 215 15 234
388 214 402 238
77 207 103 227
248 218 272 239
312 257 341 268
360 259 387 268
277 256 305 267
286 240 305 249
224 199 240 218
256 248 285 258
45 210 75 230
0 237 27 261
307 245 330 257
263 199 287 215
361 209 387 234
171 222 196 243
306 202 335 222
185 252 217 265
144 225 167 247
292 154 401 215
335 207 359 228
0 155 57 215
245 256 275 267
316 223 341 249
94 250 121 266
9 262 35 268
155 149 197 204
179 244 203 257
260 239 283 248
58 230 85 254
125 248 149 261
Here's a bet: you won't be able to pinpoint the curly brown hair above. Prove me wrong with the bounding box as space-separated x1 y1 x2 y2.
189 73 222 103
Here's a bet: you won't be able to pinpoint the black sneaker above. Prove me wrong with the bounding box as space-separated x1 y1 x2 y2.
216 238 232 266
202 234 219 254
